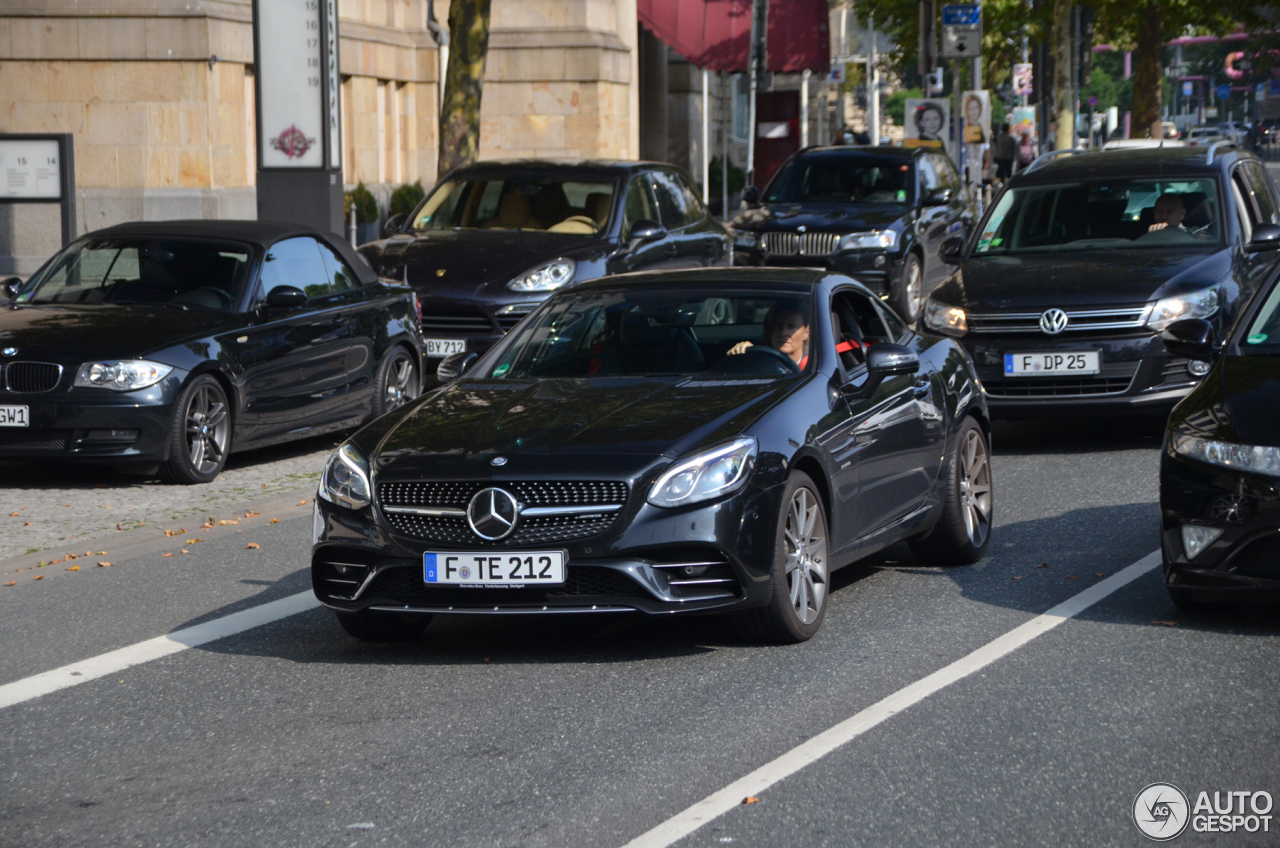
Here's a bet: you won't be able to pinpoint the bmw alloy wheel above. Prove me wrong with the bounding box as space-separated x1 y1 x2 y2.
184 382 229 475
784 486 828 624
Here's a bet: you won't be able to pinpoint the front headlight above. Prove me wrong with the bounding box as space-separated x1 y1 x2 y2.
1172 433 1280 477
1145 287 1219 332
922 298 968 336
507 258 576 292
318 443 373 510
73 359 173 391
648 437 757 508
839 230 897 250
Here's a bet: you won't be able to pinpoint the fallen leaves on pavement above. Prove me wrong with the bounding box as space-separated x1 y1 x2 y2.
1154 620 1178 627
165 529 186 537
32 575 43 580
298 499 308 506
97 561 111 567
23 521 30 526
742 797 760 805
270 518 280 524
180 549 189 554
217 519 240 526
161 553 173 558
1011 576 1023 580
4 581 15 587
244 511 259 518
246 543 260 550
66 566 79 571
1067 575 1078 579
1094 572 1105 578
1037 563 1048 568
8 512 17 516
185 539 203 544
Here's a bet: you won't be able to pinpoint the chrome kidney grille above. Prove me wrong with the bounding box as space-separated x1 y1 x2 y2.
761 232 840 257
379 480 629 546
5 362 63 393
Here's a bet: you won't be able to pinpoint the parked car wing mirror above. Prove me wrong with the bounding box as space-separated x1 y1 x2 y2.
741 185 761 206
627 219 667 251
1245 223 1280 254
265 285 307 308
844 343 919 398
922 188 952 207
0 276 22 300
437 351 478 383
939 236 966 265
1160 319 1217 360
382 213 408 238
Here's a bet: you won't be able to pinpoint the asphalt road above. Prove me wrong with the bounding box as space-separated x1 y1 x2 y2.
2 416 1278 848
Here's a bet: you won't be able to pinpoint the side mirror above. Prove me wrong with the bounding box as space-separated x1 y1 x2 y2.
265 285 307 308
1161 319 1217 361
1 276 22 300
437 351 478 382
939 236 966 265
921 188 953 207
382 213 408 238
1245 223 1280 254
845 344 919 398
741 185 761 206
626 219 667 250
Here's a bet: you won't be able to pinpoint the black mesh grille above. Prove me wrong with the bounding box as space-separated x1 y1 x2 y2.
1229 536 1280 580
420 311 495 334
381 481 485 508
5 362 62 393
979 361 1139 398
363 565 648 604
0 429 70 450
384 512 619 546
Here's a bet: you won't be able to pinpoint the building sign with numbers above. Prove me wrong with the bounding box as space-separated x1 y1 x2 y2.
0 139 61 199
257 0 326 169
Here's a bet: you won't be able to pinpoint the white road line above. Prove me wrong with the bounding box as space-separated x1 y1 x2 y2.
621 549 1163 848
0 591 321 710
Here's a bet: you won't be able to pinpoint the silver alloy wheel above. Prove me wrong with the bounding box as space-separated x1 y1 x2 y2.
783 486 828 625
383 354 416 412
958 428 992 547
903 255 923 321
184 383 229 475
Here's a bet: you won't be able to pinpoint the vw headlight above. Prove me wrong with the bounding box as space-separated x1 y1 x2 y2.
839 230 897 250
318 443 373 510
507 258 576 292
648 437 757 508
73 360 173 391
922 298 968 336
1172 433 1280 477
1145 287 1219 332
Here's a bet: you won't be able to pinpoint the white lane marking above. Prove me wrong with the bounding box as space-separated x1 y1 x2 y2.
0 591 321 710
621 549 1162 848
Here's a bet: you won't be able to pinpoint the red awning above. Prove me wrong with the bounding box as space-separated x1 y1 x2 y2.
637 0 830 74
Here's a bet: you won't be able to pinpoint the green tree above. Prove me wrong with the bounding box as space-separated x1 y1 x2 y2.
439 0 494 174
884 86 923 126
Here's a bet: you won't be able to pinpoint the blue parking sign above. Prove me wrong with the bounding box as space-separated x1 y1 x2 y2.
942 4 981 25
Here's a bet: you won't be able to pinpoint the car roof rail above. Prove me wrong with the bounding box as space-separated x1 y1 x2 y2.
1024 148 1087 173
1205 140 1236 165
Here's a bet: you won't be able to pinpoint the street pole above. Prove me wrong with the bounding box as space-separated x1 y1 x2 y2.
746 0 766 186
702 68 710 204
721 73 729 215
1021 28 1028 108
868 13 879 144
953 58 963 167
801 69 810 147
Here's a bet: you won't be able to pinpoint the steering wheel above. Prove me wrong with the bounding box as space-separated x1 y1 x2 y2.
741 345 800 373
172 286 234 309
561 215 601 230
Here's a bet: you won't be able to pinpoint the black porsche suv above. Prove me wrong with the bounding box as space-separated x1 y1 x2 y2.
729 145 977 323
922 144 1280 418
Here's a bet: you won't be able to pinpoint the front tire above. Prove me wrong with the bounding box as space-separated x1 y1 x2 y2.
910 416 993 564
160 374 231 485
890 252 924 324
739 471 830 644
335 609 432 641
373 346 419 419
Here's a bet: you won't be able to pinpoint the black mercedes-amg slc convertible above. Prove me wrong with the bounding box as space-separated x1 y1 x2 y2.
311 268 992 643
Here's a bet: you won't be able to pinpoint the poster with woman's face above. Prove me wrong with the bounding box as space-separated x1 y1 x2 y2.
962 90 990 144
904 99 950 153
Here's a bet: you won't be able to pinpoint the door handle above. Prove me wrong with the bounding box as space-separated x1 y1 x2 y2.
664 243 678 257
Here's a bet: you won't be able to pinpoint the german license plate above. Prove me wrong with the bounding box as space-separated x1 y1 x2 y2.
424 551 566 587
1004 351 1100 377
425 338 466 357
0 405 29 427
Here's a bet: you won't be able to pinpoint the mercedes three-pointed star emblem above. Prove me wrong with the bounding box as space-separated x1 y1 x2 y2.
467 487 520 541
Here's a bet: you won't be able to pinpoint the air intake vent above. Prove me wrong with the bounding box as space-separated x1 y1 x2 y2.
5 362 62 393
419 311 496 334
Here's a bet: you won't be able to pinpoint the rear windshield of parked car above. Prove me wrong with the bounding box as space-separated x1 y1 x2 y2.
973 177 1223 254
765 155 914 205
19 238 252 311
482 288 817 379
412 174 617 235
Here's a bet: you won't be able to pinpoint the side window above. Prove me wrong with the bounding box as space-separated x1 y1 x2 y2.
932 155 960 192
877 301 909 340
918 156 941 194
1245 164 1280 226
259 237 329 301
315 240 358 295
830 290 894 376
651 171 692 229
676 173 707 222
622 176 658 233
1231 172 1257 243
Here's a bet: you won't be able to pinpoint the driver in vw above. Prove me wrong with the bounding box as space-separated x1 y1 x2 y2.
726 301 812 369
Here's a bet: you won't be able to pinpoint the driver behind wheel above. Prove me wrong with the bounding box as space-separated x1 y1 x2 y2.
726 301 811 368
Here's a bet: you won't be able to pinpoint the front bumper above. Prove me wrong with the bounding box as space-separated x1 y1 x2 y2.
961 332 1200 418
1160 444 1280 597
0 376 185 463
311 479 785 617
740 247 898 295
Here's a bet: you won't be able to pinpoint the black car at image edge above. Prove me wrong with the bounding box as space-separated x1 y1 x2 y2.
311 268 992 644
0 221 424 483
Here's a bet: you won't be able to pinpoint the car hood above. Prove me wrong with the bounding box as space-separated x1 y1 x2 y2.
1175 354 1280 447
368 375 796 479
732 203 907 234
362 231 614 292
937 247 1232 310
0 304 237 363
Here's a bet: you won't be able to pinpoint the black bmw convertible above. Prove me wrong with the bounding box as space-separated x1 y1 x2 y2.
312 268 992 644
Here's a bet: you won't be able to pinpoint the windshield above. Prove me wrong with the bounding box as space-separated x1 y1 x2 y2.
482 288 816 379
411 174 616 234
974 177 1222 254
19 238 251 311
765 155 913 205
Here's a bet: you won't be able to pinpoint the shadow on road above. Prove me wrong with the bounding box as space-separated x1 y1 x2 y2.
992 415 1166 456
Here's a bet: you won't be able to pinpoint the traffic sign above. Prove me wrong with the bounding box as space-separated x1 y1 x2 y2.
1182 81 1193 97
830 65 845 84
1087 96 1097 107
1217 83 1231 100
941 4 981 59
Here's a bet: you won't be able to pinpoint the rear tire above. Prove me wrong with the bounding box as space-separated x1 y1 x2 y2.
739 471 830 644
910 416 993 565
160 374 231 485
890 252 924 324
335 609 432 642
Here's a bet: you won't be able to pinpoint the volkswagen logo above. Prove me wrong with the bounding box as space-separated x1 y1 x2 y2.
1039 308 1069 335
467 487 519 541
